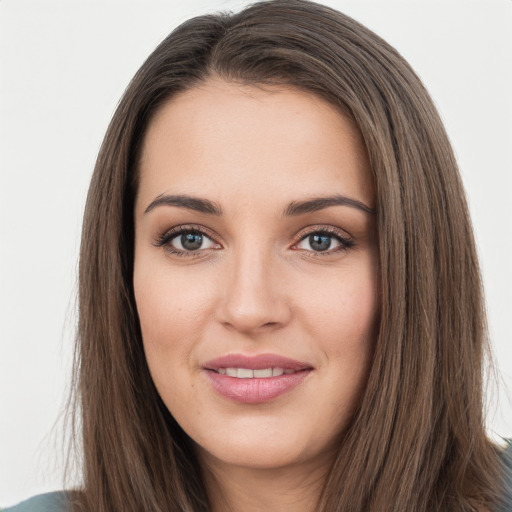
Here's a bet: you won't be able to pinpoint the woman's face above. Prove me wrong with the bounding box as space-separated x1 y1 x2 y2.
133 80 379 474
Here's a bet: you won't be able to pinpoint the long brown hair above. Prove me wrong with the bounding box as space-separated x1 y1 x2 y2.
72 1 503 510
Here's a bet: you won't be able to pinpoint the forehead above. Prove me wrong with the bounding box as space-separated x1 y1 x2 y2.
137 79 374 212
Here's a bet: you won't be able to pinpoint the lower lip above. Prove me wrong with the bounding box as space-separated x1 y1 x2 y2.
205 370 311 404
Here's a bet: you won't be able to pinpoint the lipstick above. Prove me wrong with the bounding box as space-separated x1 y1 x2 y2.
203 353 313 404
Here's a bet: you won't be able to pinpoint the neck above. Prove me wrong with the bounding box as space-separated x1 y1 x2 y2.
200 453 331 512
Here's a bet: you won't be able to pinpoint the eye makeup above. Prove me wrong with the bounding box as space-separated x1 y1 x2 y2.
153 222 356 259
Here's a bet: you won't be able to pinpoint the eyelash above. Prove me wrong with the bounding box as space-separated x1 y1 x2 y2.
153 224 220 258
295 226 355 257
153 224 355 258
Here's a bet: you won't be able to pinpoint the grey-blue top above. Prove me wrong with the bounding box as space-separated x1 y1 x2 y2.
2 492 69 512
4 441 512 511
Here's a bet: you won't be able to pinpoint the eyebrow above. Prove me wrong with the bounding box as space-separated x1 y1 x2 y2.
283 195 374 216
144 194 223 215
144 193 374 217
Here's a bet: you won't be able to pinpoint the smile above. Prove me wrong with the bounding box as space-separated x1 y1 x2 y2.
204 354 313 403
216 367 297 378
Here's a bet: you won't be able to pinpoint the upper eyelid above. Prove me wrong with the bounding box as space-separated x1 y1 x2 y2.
155 224 219 244
293 224 353 242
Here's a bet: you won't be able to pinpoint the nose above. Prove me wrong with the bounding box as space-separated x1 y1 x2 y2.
215 246 292 334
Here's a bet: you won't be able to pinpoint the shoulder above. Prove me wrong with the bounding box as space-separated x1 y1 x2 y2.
2 492 70 512
498 439 512 512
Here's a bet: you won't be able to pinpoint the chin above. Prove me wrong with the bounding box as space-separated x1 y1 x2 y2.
192 419 336 472
199 443 309 471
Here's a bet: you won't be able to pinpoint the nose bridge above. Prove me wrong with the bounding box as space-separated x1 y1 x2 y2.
217 239 290 332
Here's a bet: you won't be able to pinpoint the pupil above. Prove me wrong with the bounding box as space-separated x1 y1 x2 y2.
181 232 203 250
310 234 331 251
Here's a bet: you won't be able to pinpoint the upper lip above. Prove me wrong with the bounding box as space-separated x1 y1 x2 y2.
203 353 313 371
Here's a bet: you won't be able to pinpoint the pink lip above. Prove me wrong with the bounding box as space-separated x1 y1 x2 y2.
204 353 312 371
203 353 313 404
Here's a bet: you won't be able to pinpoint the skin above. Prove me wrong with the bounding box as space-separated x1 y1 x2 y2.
133 79 379 512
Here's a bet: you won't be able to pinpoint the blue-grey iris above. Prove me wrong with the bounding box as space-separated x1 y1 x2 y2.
310 234 331 251
181 232 203 250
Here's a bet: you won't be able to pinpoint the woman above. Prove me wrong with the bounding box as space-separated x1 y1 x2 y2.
5 0 511 510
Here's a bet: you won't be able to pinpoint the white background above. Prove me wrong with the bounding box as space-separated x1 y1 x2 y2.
1 0 511 507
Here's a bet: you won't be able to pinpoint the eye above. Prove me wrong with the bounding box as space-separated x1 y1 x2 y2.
170 230 216 251
154 226 221 256
293 228 354 254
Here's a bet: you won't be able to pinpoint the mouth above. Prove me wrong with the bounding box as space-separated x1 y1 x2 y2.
213 367 299 378
203 354 313 403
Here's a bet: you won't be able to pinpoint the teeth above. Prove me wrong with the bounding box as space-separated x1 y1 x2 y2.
237 368 253 379
218 367 295 378
254 368 272 378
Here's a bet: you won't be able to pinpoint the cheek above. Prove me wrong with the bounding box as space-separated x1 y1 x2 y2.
331 270 379 366
133 263 210 422
305 259 379 346
304 262 379 412
133 259 213 394
134 260 213 345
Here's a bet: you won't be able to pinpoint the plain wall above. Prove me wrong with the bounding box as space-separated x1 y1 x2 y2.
1 0 511 506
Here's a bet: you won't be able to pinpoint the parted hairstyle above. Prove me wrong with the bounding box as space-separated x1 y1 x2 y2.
72 0 505 510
